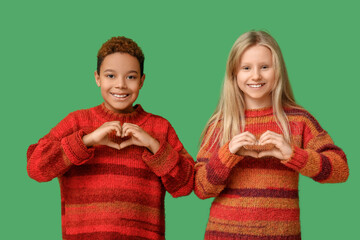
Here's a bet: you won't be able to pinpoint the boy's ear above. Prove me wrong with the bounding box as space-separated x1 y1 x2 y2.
94 71 101 87
139 74 145 89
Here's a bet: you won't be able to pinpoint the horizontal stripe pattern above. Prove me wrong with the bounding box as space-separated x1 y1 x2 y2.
222 188 299 199
195 106 348 239
27 104 194 239
205 231 301 240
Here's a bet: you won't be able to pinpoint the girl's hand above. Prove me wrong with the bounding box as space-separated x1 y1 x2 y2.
258 130 293 159
229 132 258 158
82 121 122 150
119 123 160 154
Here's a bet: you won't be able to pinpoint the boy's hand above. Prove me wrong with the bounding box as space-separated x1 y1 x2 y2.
119 123 160 154
82 121 122 150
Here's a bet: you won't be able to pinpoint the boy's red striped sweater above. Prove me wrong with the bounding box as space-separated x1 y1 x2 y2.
27 104 194 240
195 107 349 240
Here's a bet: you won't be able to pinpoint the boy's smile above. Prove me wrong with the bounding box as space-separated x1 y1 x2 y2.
95 52 145 113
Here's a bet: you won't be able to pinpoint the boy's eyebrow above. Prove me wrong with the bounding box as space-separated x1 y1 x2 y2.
127 70 139 74
103 69 139 74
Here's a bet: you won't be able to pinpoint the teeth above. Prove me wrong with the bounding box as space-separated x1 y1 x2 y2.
248 84 263 88
112 94 128 98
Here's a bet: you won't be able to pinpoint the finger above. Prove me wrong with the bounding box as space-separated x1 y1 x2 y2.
245 131 257 140
123 127 137 137
229 140 255 153
121 124 139 137
111 122 122 136
231 135 257 145
105 141 121 150
119 139 135 149
258 149 283 159
233 132 257 142
104 122 122 136
259 138 280 148
122 123 140 131
242 150 259 158
121 124 131 137
240 140 258 147
108 125 122 137
259 133 283 145
123 122 139 128
232 137 256 146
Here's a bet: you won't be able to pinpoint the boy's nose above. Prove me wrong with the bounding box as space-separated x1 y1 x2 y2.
115 78 127 88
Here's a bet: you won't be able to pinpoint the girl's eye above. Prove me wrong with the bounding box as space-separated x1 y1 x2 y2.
242 66 250 70
262 65 269 69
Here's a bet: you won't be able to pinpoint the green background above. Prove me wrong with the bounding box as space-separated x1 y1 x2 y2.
1 0 359 239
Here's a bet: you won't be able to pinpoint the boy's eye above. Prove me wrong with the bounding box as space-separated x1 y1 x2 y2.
107 74 115 79
127 75 137 80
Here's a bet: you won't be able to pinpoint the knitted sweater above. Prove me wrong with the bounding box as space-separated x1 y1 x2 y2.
194 107 349 240
27 104 194 240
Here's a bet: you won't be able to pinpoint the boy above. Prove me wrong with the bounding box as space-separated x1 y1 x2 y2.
27 37 195 240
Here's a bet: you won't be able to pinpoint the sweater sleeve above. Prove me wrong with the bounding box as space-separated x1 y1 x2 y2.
27 112 95 182
282 113 349 183
142 123 195 198
194 127 244 199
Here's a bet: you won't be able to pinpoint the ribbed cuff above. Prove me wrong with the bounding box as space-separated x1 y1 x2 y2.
61 130 95 165
205 142 244 185
218 142 244 169
281 145 308 171
142 140 178 176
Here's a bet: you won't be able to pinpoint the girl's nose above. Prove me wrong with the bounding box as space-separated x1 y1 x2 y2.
252 69 262 81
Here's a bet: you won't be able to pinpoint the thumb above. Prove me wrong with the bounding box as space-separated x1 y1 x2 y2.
119 139 134 149
243 150 259 158
105 141 121 150
258 150 277 158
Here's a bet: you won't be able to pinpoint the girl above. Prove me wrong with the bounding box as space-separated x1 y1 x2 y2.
194 31 349 240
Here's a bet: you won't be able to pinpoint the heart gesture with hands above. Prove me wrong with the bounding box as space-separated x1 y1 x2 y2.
229 131 259 158
257 130 293 160
82 121 123 150
82 121 160 154
229 130 293 160
119 123 160 154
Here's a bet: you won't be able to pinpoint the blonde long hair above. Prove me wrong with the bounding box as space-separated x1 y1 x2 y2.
201 31 301 148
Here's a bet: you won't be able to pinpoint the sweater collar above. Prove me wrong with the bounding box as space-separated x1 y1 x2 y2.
245 106 274 118
92 103 151 125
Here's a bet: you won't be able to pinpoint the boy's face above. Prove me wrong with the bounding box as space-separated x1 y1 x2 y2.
95 52 145 113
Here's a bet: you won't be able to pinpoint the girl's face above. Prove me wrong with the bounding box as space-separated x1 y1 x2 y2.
236 45 276 109
95 52 145 113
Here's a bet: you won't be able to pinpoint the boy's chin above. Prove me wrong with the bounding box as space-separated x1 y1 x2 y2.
104 102 136 114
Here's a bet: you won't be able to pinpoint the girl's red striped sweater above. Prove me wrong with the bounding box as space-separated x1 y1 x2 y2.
195 107 349 240
27 103 195 240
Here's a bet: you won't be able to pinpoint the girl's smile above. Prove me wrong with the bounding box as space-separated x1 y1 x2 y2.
247 83 266 88
236 45 275 109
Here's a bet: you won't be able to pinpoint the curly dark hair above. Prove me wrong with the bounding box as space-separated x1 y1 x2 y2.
97 36 145 76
